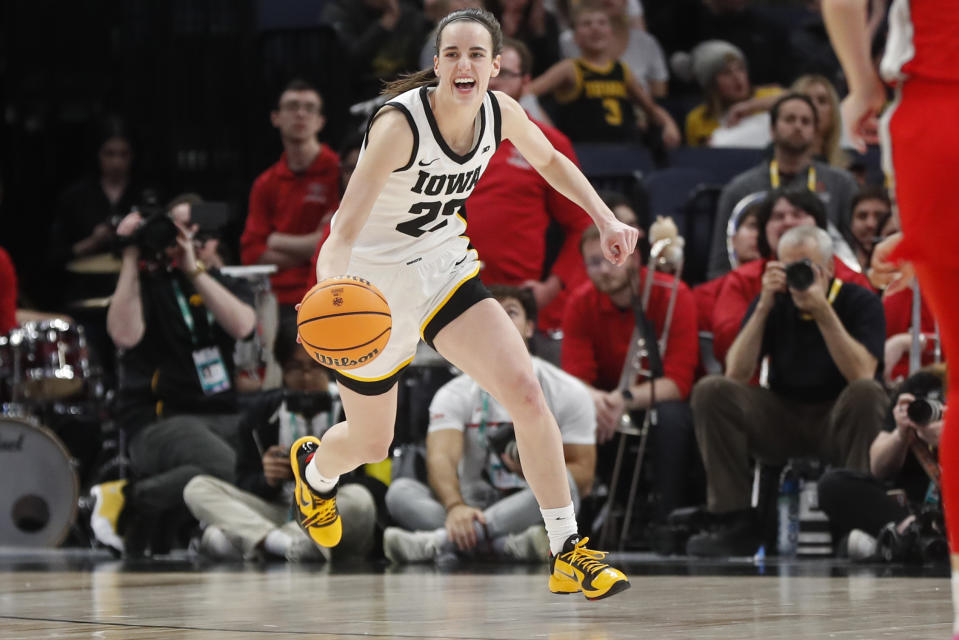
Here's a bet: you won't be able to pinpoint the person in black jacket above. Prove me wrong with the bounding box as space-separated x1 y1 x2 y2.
183 321 377 562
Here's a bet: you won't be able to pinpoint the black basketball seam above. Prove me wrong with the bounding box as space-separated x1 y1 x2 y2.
304 280 389 308
297 311 392 327
302 326 392 352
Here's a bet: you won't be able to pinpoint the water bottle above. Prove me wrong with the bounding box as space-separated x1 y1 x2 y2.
777 464 800 557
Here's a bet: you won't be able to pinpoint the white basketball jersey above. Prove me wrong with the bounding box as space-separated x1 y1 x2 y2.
336 86 502 265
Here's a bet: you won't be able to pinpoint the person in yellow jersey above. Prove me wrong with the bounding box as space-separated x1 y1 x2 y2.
529 0 679 146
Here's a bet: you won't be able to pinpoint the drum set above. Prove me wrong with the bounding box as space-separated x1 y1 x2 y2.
0 318 107 547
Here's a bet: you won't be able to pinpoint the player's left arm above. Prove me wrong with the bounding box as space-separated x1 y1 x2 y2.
497 91 638 265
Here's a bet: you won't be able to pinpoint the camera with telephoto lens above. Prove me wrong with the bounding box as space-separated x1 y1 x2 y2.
486 423 519 464
284 390 333 420
907 396 945 426
785 258 816 291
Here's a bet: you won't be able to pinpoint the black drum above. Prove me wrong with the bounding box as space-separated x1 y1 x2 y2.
0 417 78 547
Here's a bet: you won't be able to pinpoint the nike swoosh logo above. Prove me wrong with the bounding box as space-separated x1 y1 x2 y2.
297 484 312 508
418 158 439 166
483 145 491 152
556 568 578 581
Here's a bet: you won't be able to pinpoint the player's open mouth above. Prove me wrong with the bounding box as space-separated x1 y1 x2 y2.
454 78 476 93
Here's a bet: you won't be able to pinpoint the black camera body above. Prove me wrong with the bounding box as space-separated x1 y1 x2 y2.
117 200 230 263
284 390 333 420
486 423 519 463
785 258 816 291
908 396 945 426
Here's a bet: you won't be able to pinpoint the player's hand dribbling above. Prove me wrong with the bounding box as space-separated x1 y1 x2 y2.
598 218 638 267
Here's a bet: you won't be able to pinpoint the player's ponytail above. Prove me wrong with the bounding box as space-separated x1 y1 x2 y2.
381 8 503 98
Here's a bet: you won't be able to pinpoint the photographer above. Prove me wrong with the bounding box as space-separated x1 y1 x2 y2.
183 320 377 562
88 198 257 557
817 367 947 561
382 286 596 564
687 225 887 557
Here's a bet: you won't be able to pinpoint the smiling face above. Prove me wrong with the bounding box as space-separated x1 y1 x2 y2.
765 197 818 255
850 197 891 250
434 20 500 104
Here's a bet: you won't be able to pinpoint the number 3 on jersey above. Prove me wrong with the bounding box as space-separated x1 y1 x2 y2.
395 198 467 238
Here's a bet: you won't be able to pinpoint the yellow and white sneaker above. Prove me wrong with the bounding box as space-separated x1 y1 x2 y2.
90 479 127 554
549 535 630 600
290 436 342 548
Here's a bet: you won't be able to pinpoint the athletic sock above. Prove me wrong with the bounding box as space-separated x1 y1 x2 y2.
541 503 577 556
305 461 339 494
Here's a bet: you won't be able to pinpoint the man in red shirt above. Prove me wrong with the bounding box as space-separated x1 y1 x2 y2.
711 187 875 366
562 224 701 525
467 38 590 337
241 79 340 320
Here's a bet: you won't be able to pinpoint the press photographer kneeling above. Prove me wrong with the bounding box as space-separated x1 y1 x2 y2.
818 366 948 563
89 196 256 557
687 225 887 557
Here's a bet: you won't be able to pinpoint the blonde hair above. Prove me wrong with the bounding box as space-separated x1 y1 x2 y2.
792 74 845 167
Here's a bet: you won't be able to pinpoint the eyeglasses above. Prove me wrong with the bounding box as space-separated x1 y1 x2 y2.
278 101 321 115
497 69 524 79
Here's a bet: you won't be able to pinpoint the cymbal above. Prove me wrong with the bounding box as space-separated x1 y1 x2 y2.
69 296 112 309
66 253 122 274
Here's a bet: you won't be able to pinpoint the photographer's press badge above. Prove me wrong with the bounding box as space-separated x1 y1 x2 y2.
192 346 231 395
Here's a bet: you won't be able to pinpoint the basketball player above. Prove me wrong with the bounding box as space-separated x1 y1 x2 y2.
290 8 632 600
824 1 959 635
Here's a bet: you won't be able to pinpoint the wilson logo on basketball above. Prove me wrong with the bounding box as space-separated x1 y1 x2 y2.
312 348 381 369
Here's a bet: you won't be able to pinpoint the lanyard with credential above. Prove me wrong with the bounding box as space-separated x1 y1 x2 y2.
171 279 214 345
769 160 816 191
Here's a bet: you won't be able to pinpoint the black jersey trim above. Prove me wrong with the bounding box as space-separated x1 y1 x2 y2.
488 90 502 149
367 101 419 173
418 85 486 165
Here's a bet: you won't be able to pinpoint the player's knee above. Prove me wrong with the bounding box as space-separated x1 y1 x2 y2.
501 371 548 418
356 436 393 465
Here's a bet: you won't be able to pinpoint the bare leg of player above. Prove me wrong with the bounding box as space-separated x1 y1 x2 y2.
309 383 399 478
430 297 630 600
432 298 572 511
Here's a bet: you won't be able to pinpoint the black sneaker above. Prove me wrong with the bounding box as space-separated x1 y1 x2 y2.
685 510 761 557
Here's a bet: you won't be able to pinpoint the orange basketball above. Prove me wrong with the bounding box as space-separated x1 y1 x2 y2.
296 275 391 370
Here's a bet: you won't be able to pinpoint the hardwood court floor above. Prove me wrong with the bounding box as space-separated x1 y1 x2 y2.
0 551 953 639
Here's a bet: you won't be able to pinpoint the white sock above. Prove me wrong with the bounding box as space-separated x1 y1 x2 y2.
540 503 577 556
305 460 338 494
263 529 292 558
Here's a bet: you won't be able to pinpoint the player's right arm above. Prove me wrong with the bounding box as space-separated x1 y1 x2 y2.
315 107 414 281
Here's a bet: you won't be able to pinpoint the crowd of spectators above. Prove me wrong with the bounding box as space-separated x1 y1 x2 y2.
0 0 947 564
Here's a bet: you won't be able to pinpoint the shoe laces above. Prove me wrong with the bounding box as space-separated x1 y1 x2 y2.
561 537 609 574
309 494 338 527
